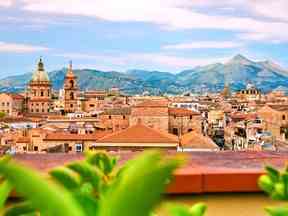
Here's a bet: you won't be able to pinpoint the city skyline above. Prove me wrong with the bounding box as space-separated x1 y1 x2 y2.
1 0 288 76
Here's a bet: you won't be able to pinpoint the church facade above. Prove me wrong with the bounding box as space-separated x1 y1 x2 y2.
27 58 52 114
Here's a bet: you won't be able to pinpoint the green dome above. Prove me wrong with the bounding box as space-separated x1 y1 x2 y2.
31 58 50 82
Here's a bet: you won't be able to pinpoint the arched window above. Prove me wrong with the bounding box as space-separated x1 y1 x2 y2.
283 115 286 120
41 91 44 97
70 92 74 100
69 80 74 88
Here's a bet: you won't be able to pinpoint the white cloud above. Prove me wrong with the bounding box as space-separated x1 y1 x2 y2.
0 41 50 53
162 41 243 50
19 0 288 43
0 0 13 7
247 0 288 21
54 51 230 71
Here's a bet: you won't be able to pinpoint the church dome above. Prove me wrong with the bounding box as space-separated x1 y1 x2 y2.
31 58 50 82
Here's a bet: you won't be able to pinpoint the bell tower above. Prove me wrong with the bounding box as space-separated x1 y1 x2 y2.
64 61 78 113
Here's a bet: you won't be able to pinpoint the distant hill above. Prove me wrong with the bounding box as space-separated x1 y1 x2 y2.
1 54 288 95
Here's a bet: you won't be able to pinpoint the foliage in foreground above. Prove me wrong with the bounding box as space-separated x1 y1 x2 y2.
258 165 288 216
0 151 206 216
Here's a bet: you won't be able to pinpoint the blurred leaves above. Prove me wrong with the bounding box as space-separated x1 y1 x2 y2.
259 165 288 216
0 151 206 216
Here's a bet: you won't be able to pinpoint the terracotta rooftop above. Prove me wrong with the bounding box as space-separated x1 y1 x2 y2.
44 131 109 141
135 100 169 108
16 136 30 143
1 117 32 123
168 108 200 117
97 123 178 144
180 131 219 150
9 93 24 100
102 107 131 115
268 104 288 112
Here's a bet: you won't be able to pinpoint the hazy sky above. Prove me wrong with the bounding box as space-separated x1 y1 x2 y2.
1 0 288 76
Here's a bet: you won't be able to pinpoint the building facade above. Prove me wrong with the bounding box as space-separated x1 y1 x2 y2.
27 58 52 114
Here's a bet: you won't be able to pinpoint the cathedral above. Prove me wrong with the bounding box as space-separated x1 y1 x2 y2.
27 58 52 114
26 58 79 114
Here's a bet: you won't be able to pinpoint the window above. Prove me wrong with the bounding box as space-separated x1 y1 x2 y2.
42 109 45 113
283 115 286 120
6 102 9 106
70 104 73 108
70 92 74 100
123 115 126 119
89 104 95 107
41 91 44 96
34 146 38 151
23 147 27 151
190 115 192 120
36 109 39 112
31 109 34 112
172 128 178 135
70 80 74 88
174 115 176 119
188 128 193 132
75 144 83 152
68 146 72 151
48 90 50 97
109 115 111 119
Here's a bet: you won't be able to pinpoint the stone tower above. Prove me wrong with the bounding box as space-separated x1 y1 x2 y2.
27 58 52 114
64 61 78 113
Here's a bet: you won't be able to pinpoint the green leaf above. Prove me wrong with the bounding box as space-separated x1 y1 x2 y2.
167 204 191 216
99 151 182 216
4 201 35 216
0 180 13 208
266 166 280 183
86 152 116 175
189 203 207 216
49 167 81 189
258 175 274 194
265 206 288 216
281 173 288 199
0 157 85 216
67 161 103 191
73 192 99 216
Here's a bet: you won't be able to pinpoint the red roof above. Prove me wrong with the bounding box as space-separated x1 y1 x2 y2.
169 108 200 117
97 123 178 144
44 131 109 141
9 94 24 100
135 100 168 108
180 131 218 149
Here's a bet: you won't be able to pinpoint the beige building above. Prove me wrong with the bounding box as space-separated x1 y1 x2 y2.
130 100 169 132
0 93 24 116
168 108 201 136
27 58 52 114
258 105 288 140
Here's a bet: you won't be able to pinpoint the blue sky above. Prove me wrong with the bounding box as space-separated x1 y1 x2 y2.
1 0 288 77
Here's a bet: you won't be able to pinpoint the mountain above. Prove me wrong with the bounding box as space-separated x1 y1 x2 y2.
176 54 288 93
1 54 288 95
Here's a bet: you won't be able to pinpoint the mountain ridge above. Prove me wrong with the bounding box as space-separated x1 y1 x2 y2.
1 55 288 95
